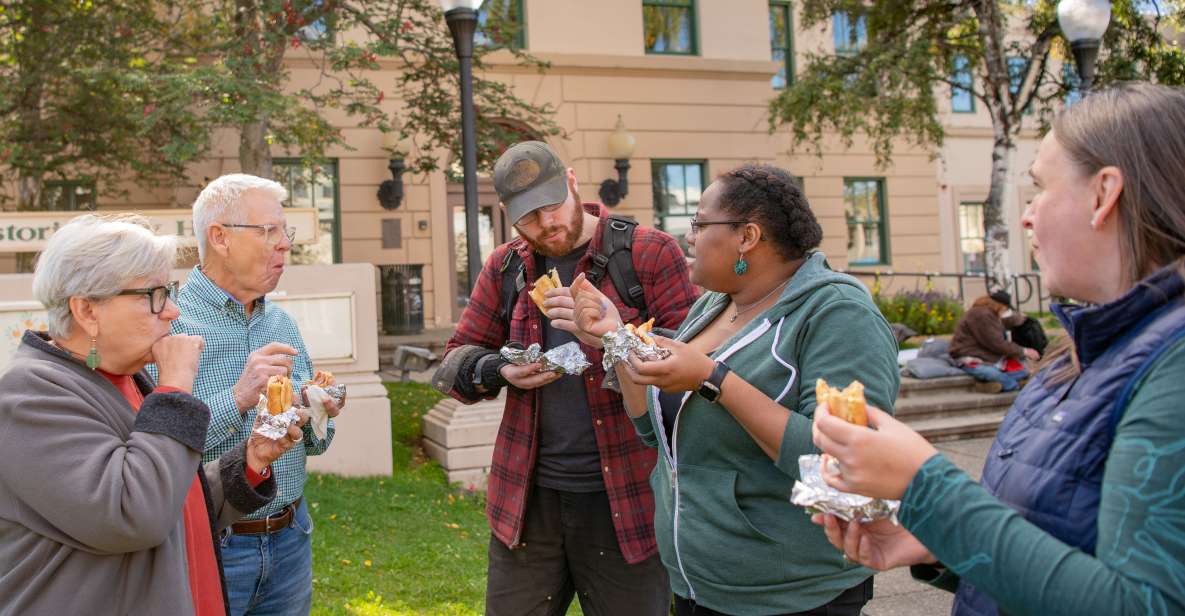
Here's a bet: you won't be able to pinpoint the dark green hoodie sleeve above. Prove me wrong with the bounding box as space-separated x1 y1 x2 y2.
775 294 900 478
897 339 1185 615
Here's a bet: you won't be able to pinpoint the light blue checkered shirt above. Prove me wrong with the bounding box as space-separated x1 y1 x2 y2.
148 266 335 518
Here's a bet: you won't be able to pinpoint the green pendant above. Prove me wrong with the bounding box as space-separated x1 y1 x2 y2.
734 257 749 276
86 346 101 370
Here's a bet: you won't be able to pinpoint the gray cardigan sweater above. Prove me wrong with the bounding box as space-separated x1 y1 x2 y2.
0 331 276 615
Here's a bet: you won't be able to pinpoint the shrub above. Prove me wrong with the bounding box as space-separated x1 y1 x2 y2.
873 288 965 336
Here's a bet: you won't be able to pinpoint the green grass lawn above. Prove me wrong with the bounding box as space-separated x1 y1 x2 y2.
307 383 491 615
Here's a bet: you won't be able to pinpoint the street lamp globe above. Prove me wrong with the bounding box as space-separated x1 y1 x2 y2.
1057 0 1112 92
438 0 483 11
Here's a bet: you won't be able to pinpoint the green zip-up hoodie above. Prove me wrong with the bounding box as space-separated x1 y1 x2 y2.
631 252 900 615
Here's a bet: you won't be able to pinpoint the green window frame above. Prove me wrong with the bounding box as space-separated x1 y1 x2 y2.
770 1 795 89
1008 56 1034 115
832 10 866 56
652 159 705 255
844 177 888 265
951 55 976 113
644 0 698 56
296 0 335 45
958 201 986 273
273 158 341 264
40 179 96 211
476 0 526 50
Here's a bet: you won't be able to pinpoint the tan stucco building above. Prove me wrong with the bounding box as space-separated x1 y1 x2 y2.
0 1 1050 328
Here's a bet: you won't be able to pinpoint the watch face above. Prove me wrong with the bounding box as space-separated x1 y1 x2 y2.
699 381 721 402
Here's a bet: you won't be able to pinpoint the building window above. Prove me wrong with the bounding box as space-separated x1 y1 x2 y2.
652 160 704 255
844 178 887 265
40 180 96 211
958 201 986 273
770 1 795 88
274 159 340 265
832 11 867 56
1062 62 1083 105
951 55 975 113
1008 56 1034 115
296 0 334 44
475 0 525 49
644 0 697 55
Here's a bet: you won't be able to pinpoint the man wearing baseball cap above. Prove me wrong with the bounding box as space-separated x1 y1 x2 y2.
434 141 699 615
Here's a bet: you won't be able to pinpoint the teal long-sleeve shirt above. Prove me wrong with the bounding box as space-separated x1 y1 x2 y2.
900 338 1185 615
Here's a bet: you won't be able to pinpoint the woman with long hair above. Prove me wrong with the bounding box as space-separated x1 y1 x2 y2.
812 82 1185 615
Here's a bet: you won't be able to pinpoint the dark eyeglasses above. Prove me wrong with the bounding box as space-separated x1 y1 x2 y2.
688 217 748 235
221 223 296 246
116 281 179 314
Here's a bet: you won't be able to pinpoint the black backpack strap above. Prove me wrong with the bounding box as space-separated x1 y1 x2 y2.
499 249 526 331
588 215 648 320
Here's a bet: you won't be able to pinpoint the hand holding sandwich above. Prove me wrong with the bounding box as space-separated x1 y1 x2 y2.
811 395 938 500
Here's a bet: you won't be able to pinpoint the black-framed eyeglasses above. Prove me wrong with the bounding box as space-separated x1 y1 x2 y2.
221 223 296 246
116 281 179 314
689 217 748 235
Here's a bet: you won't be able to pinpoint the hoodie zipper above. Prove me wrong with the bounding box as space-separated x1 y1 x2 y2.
657 318 773 601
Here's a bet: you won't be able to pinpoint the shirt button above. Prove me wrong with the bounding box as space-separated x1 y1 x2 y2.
614 512 620 518
603 466 610 473
229 427 237 434
596 419 603 426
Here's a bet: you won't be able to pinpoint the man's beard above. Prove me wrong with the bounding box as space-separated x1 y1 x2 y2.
522 189 585 257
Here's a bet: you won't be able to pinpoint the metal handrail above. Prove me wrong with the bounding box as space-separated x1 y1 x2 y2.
840 269 1050 313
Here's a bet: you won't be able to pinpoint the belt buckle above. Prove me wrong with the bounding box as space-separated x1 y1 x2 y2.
267 502 294 533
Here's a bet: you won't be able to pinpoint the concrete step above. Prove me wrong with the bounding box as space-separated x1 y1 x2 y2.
894 390 1018 420
905 408 1009 443
898 375 977 398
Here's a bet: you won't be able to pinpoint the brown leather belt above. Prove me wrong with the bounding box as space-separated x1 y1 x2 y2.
230 498 301 535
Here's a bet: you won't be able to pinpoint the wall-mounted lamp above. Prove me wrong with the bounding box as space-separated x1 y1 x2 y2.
378 126 413 210
598 115 636 207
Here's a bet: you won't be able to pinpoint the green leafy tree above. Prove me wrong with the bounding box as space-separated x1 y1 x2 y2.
769 0 1185 289
196 0 560 177
0 0 214 210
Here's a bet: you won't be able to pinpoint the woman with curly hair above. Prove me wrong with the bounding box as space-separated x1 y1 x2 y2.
559 164 900 615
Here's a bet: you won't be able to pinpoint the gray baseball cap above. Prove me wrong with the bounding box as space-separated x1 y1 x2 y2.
493 141 569 224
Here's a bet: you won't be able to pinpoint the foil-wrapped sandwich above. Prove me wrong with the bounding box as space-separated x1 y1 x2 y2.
600 320 671 391
254 370 345 441
789 378 900 522
500 341 591 376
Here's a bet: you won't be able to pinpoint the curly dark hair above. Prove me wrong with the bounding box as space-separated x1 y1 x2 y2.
716 164 822 261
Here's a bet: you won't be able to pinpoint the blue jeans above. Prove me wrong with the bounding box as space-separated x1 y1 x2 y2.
962 364 1027 392
220 499 314 616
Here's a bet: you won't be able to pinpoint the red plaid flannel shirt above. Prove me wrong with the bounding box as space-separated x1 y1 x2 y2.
444 203 699 564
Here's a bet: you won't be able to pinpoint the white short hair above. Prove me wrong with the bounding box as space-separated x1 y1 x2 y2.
192 173 288 261
33 214 178 338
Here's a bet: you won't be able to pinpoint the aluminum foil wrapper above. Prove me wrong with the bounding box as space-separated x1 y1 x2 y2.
600 325 672 391
500 341 591 375
301 383 347 409
252 394 302 440
790 454 900 523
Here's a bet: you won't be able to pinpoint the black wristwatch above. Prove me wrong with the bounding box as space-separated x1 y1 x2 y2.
696 361 731 403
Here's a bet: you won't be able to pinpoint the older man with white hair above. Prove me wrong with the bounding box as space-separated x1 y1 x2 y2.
152 173 342 616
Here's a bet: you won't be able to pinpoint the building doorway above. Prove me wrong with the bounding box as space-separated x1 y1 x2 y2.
447 178 513 322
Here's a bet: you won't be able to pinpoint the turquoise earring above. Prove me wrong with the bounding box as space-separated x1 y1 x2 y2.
734 254 749 276
85 336 101 370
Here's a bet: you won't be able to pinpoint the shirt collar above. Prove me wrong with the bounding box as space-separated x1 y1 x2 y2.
186 265 267 314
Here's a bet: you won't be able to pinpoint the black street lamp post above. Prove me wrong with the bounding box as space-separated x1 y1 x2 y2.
441 0 484 298
1057 0 1112 92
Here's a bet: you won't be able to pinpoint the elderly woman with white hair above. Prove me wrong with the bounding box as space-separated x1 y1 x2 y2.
0 214 305 616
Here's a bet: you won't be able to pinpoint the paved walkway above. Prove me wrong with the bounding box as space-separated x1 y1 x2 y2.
862 437 993 616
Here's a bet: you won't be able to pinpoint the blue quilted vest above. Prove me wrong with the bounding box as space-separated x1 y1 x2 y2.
953 265 1185 616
